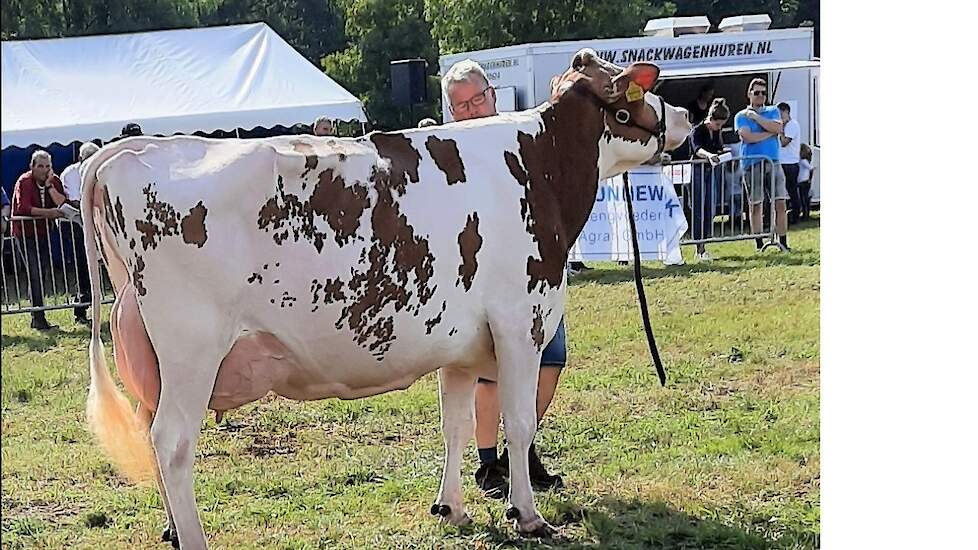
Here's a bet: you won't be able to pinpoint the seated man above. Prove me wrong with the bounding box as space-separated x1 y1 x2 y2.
442 59 565 499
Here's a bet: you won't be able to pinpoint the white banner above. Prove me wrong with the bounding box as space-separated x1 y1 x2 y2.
569 167 688 263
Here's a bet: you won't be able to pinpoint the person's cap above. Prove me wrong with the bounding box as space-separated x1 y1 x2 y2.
121 123 143 137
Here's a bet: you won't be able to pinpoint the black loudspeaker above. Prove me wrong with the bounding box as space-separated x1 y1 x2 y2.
391 59 428 106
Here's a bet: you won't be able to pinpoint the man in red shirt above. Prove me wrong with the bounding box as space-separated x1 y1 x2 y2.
11 150 70 330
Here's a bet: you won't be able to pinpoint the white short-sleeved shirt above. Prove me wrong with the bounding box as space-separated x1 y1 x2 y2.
60 162 82 202
780 119 801 164
798 158 812 182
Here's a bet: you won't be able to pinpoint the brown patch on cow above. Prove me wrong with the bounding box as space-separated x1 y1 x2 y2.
129 238 136 250
134 183 211 251
449 327 458 337
280 292 297 308
132 255 147 296
114 195 128 239
247 272 263 284
504 81 605 294
456 213 482 291
309 169 369 247
425 301 447 335
181 202 208 247
425 136 466 185
531 305 545 350
258 173 369 253
369 133 421 195
310 277 347 311
336 161 436 358
292 140 319 178
103 188 119 237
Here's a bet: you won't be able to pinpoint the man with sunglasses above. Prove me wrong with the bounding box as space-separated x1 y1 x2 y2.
735 78 790 251
441 59 566 500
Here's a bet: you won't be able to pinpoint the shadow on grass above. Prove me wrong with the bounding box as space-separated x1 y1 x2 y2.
569 253 818 287
0 318 105 353
456 496 816 549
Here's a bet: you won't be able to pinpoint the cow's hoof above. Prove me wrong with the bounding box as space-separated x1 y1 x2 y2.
505 506 521 520
161 529 180 549
516 516 557 538
431 503 470 526
430 504 452 517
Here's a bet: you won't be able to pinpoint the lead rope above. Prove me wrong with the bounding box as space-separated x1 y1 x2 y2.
622 169 667 386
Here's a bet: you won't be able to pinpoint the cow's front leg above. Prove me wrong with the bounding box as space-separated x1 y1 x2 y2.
491 321 555 536
431 366 477 526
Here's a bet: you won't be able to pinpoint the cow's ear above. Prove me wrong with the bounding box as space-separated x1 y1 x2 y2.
572 48 597 71
612 63 660 101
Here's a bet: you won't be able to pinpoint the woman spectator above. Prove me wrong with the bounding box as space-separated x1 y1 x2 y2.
688 97 731 261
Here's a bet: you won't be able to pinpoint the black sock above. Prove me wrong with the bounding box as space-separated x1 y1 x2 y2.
478 447 498 465
779 235 789 248
755 238 764 250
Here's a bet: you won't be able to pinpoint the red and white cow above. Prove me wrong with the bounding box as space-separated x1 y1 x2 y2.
81 50 691 548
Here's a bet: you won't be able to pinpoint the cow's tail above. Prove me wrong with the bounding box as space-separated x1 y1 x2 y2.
81 149 156 485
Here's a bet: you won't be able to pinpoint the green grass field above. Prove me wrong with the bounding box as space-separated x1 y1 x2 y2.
1 220 820 549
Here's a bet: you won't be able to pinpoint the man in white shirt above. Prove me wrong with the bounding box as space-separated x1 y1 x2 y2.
58 141 100 324
778 103 802 224
60 142 100 210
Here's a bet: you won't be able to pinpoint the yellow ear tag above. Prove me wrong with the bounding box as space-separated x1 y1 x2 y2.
626 81 643 102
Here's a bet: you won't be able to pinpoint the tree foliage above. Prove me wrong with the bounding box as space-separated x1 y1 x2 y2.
2 0 819 129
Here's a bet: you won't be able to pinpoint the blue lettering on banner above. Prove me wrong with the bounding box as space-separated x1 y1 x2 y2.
635 185 648 201
596 183 666 202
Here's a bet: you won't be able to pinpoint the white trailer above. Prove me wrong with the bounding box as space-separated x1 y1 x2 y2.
439 16 821 203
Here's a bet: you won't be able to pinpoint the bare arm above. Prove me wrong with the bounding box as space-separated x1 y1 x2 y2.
29 207 64 219
695 148 718 161
754 116 783 134
47 182 66 207
738 127 774 144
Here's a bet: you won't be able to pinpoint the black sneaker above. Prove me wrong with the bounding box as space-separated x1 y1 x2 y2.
474 459 508 500
497 447 564 492
528 445 564 491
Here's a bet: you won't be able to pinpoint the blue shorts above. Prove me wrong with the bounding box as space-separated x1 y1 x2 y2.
478 317 566 384
540 317 567 367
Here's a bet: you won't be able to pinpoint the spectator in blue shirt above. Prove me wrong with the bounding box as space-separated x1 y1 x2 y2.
1 186 10 236
735 78 790 251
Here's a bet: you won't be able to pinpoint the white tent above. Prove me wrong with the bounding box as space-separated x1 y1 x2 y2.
0 23 366 149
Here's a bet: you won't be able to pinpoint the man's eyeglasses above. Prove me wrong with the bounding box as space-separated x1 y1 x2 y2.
451 87 492 114
751 90 768 97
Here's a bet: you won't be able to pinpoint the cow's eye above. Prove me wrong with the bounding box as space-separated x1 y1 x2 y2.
615 109 631 124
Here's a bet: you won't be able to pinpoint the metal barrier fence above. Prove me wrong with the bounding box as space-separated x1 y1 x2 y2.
1 155 784 316
1 217 114 316
662 154 783 251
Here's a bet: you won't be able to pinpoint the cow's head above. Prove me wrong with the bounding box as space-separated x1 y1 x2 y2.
550 49 692 179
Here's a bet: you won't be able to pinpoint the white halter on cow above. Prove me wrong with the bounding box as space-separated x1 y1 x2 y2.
80 49 692 547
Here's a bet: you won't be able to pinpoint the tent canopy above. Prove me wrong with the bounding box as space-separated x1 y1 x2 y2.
1 23 366 149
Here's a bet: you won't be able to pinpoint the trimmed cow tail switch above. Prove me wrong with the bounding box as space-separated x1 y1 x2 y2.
80 149 157 485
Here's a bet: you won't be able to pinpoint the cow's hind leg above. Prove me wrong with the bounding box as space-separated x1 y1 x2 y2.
136 403 179 547
151 348 221 550
489 318 555 536
431 366 477 526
